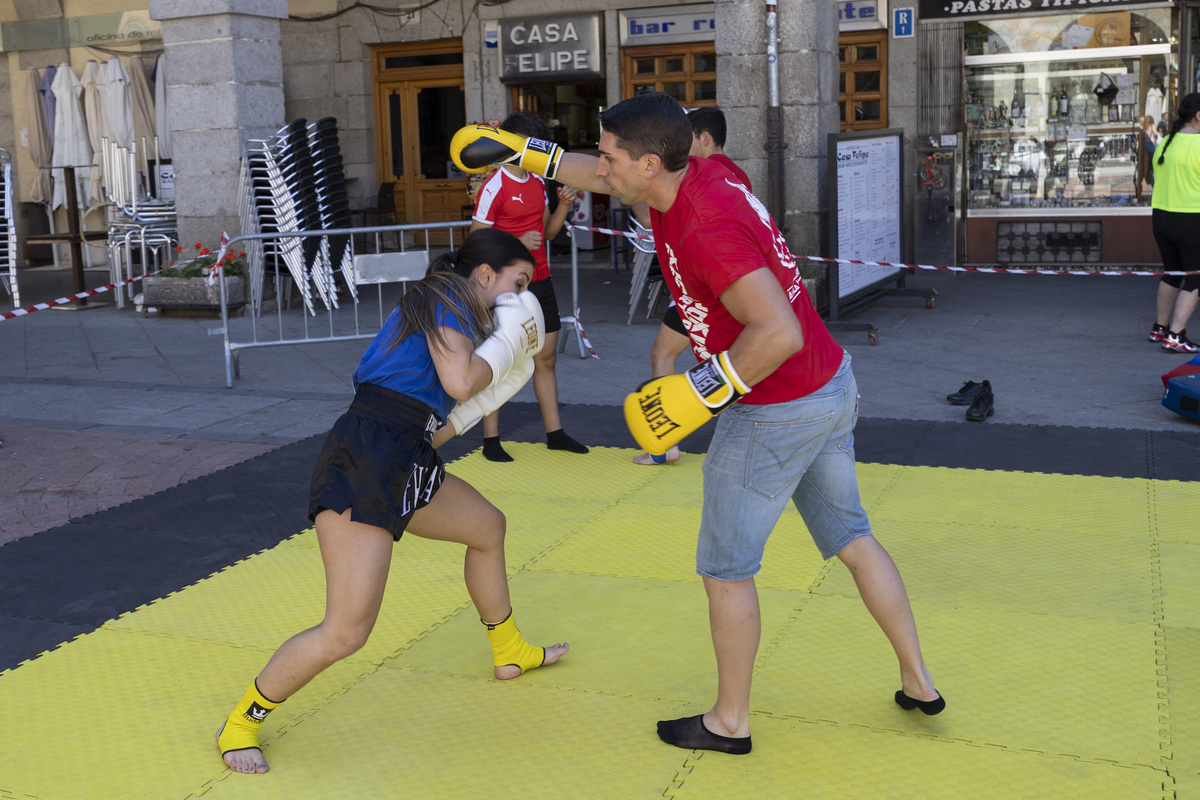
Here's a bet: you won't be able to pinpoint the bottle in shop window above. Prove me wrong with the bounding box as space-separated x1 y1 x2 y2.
1011 89 1023 119
1050 88 1059 117
1060 86 1070 116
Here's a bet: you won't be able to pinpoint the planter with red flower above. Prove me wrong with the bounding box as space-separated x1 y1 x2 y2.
141 242 248 314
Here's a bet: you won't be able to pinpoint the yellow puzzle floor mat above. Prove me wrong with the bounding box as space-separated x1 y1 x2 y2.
2 443 1197 799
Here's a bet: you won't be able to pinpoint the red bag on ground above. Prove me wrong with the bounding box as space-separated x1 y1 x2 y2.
1162 353 1200 388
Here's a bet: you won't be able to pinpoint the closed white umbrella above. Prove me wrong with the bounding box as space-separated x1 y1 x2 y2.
129 56 156 156
153 54 171 160
80 60 111 208
39 66 57 140
24 68 53 205
50 63 91 212
103 57 135 149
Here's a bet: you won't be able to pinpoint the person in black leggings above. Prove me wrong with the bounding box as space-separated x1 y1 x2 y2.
1149 93 1200 354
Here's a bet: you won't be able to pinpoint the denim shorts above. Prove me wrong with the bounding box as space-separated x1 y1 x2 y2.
696 352 872 580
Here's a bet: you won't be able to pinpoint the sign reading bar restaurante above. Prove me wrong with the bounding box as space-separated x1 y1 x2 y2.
918 0 1170 21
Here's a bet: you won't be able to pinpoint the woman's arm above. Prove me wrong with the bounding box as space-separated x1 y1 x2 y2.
429 326 494 402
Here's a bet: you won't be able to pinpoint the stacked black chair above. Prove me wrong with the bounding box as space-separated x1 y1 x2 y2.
308 117 357 301
238 146 291 314
240 117 358 315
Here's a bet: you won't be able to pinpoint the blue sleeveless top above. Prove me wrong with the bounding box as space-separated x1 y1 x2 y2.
353 292 475 422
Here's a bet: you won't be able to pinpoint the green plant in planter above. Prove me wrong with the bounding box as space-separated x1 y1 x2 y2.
160 242 246 279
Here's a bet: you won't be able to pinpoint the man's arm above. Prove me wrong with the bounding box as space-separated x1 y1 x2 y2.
718 268 804 386
551 152 608 195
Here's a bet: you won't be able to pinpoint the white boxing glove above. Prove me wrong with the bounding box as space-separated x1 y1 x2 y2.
474 291 545 388
447 358 535 436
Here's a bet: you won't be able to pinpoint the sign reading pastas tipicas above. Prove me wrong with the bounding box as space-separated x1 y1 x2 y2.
918 0 1171 21
498 13 603 84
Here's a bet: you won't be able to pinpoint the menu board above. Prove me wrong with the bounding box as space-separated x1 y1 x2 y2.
832 131 902 299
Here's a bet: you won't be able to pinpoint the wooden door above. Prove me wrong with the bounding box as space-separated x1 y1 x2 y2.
373 42 467 245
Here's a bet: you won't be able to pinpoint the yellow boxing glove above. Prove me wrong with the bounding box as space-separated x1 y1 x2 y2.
624 351 751 456
450 124 564 180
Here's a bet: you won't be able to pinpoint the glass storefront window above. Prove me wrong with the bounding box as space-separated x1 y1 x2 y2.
964 9 1172 56
622 42 718 106
965 52 1174 211
693 52 717 73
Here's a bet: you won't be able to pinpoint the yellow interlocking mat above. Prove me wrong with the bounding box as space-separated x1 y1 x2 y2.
1 443 1193 800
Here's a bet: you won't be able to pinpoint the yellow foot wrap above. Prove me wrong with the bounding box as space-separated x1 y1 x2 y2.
483 610 545 675
217 680 281 756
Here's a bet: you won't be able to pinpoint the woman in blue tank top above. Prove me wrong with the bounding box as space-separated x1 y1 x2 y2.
215 228 569 774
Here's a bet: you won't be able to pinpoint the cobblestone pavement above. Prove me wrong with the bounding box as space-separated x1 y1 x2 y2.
0 426 275 545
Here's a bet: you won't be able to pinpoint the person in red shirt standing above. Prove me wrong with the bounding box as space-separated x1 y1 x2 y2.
632 106 752 466
449 92 943 755
470 112 589 461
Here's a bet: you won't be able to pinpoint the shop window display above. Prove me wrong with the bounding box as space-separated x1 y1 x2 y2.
964 9 1176 213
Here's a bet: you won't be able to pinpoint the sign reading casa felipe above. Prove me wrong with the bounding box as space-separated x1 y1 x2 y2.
918 0 1170 21
499 13 603 84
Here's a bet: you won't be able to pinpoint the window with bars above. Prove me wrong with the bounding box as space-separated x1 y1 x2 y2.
839 31 888 131
622 42 717 105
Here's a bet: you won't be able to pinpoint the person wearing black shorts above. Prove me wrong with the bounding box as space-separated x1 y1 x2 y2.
1149 93 1200 354
214 229 568 775
469 112 588 461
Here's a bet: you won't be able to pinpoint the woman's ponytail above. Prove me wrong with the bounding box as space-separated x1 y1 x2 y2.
1158 92 1200 166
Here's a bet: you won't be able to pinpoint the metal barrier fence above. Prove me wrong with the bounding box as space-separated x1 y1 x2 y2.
215 220 596 388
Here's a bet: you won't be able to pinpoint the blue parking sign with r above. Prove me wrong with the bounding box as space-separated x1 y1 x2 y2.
894 8 914 38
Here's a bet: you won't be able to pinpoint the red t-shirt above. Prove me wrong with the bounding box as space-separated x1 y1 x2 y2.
473 166 551 281
708 153 752 192
650 157 844 404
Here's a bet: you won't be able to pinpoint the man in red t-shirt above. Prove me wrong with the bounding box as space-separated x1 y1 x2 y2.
448 93 944 754
470 112 588 461
631 106 754 466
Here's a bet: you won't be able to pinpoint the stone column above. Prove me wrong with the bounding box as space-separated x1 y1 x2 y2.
717 0 839 261
148 0 287 248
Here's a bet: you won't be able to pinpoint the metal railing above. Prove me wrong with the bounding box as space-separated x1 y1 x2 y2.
215 219 601 388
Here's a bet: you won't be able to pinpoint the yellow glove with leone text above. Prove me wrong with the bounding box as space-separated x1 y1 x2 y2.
623 351 751 456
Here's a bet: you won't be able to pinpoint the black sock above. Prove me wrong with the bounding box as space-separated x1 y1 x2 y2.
482 436 513 462
546 429 588 454
656 715 751 755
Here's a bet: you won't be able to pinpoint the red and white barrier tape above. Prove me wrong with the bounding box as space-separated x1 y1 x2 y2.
0 268 164 322
795 254 1198 277
567 222 652 241
566 223 1198 277
562 311 599 359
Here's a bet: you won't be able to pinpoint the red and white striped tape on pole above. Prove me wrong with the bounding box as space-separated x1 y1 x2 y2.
567 223 1199 277
0 268 164 322
561 311 600 359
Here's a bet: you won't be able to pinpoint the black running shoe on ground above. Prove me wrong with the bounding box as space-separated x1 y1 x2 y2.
965 380 994 421
1149 323 1168 343
1163 330 1200 354
947 380 986 405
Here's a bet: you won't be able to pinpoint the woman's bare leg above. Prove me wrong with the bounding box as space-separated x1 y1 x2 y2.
407 473 567 679
220 508 394 774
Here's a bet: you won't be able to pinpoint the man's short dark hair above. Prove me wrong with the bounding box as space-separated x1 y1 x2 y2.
688 107 727 148
501 111 551 141
599 93 691 172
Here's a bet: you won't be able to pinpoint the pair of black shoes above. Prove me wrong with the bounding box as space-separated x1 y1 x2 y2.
947 380 994 422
